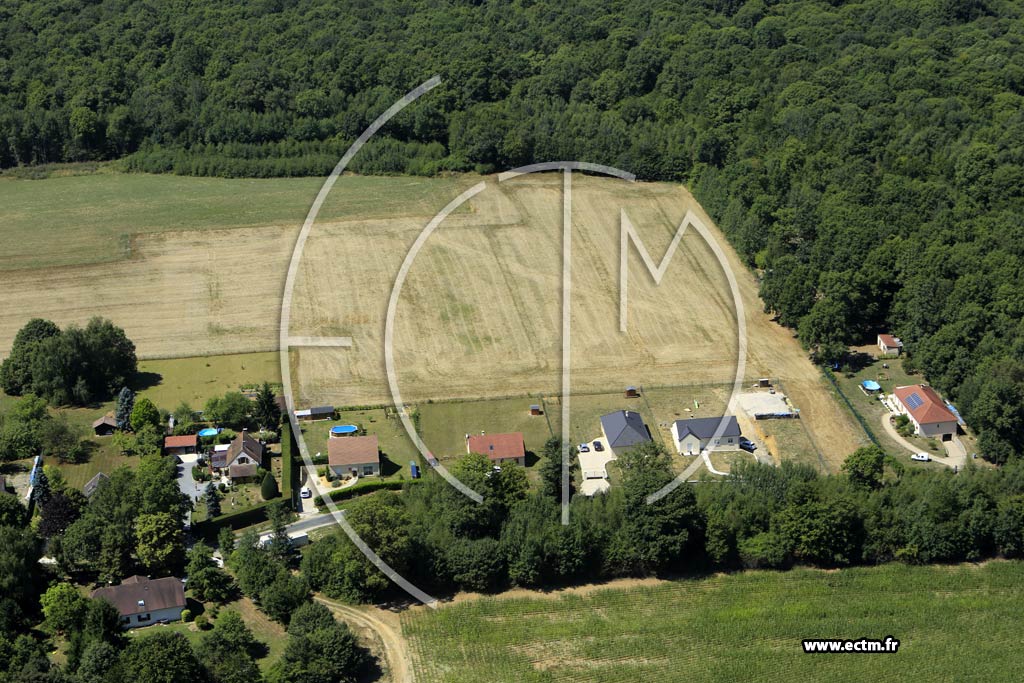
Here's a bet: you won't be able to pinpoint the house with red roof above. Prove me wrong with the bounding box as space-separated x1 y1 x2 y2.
467 432 526 467
893 384 958 439
163 434 198 456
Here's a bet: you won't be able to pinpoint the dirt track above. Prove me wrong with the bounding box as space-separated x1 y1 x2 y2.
315 595 413 683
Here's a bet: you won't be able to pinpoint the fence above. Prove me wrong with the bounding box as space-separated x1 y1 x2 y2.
820 368 881 447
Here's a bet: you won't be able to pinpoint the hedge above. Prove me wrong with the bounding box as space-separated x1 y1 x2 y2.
313 479 420 507
280 421 296 498
192 497 292 541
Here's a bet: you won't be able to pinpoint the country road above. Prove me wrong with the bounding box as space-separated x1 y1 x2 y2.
315 595 413 683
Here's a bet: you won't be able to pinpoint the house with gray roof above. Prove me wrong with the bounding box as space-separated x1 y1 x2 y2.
599 410 651 455
91 575 186 629
671 416 741 455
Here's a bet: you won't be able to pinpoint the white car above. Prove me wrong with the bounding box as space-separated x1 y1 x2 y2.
911 453 931 462
300 486 312 498
578 443 590 453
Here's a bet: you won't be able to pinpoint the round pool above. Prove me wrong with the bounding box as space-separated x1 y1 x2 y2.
197 428 220 437
330 425 358 436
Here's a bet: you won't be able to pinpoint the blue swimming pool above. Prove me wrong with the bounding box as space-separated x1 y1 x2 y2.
330 425 358 435
197 428 220 437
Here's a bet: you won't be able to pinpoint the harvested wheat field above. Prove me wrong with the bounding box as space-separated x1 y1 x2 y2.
0 171 867 469
289 172 866 469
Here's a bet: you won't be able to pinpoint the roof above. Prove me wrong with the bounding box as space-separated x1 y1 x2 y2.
600 410 651 449
163 434 197 449
213 432 264 469
673 416 740 441
311 405 333 415
92 415 117 429
467 432 526 461
894 385 957 425
328 435 380 467
83 472 109 497
228 462 259 479
91 575 186 617
878 333 902 347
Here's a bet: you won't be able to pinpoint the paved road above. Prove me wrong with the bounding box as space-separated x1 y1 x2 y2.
315 595 413 683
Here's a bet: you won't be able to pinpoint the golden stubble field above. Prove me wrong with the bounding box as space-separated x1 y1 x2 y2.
0 172 866 468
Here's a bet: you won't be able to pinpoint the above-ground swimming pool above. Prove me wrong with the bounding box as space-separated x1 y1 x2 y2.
330 425 358 436
197 427 220 437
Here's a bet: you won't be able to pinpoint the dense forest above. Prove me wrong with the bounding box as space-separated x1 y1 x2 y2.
2 0 1023 460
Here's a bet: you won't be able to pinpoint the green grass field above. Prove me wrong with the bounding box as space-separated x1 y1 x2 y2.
0 172 470 271
418 397 554 459
403 561 1024 683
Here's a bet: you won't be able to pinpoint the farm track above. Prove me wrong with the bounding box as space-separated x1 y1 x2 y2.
315 595 413 683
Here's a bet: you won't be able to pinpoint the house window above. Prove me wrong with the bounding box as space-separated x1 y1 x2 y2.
362 465 375 476
137 613 151 623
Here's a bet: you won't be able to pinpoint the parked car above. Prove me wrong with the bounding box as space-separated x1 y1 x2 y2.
911 453 931 462
300 486 312 498
739 439 757 453
578 443 590 453
592 441 604 452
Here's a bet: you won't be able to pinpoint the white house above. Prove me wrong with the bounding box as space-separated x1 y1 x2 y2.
878 333 903 356
91 575 186 629
893 384 958 439
671 416 741 455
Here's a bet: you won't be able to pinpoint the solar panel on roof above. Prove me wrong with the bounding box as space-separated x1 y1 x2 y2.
906 393 924 410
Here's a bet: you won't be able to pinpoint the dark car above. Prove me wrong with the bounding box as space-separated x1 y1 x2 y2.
739 439 757 453
593 441 604 452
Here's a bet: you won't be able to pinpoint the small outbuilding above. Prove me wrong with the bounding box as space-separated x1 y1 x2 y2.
83 472 109 498
467 432 526 467
328 435 380 478
529 404 543 416
624 386 640 398
878 333 903 356
92 415 117 436
295 405 334 422
163 434 198 456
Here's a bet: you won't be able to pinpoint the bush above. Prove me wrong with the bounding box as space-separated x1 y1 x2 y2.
180 609 193 623
194 614 209 630
261 472 280 501
330 479 340 488
313 479 418 507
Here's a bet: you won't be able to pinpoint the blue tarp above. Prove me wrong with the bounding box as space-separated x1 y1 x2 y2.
945 401 967 426
862 380 881 391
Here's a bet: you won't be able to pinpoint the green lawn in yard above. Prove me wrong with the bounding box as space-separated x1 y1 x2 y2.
299 409 416 479
418 397 554 460
136 351 282 408
0 172 472 271
403 561 1024 683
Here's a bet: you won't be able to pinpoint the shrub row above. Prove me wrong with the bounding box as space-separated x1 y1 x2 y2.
313 479 418 507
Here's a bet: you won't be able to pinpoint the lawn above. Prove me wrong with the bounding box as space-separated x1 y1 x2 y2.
0 172 469 271
131 596 286 674
403 561 1024 683
418 397 554 460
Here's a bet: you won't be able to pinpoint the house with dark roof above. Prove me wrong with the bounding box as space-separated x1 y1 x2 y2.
328 435 380 478
893 385 958 439
91 575 186 629
83 472 109 498
467 432 526 467
599 410 651 455
92 415 117 436
671 416 741 455
210 431 265 481
878 333 903 356
163 434 198 456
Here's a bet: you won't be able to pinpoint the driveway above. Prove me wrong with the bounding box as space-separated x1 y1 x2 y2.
176 452 204 502
878 413 964 470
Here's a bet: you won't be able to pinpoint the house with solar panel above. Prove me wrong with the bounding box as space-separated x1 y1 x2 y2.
892 384 958 439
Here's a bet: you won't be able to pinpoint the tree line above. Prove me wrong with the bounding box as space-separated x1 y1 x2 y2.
301 439 1024 603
